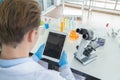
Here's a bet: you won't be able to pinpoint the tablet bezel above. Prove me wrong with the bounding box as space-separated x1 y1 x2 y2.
42 30 67 62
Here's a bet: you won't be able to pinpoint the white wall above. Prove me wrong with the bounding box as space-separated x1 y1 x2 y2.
56 0 62 6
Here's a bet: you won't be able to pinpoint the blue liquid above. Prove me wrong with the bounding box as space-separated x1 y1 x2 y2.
44 23 49 29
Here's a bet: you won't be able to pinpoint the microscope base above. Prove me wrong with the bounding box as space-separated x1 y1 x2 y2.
74 53 97 65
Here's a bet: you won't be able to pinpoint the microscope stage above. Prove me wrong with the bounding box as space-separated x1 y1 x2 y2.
74 52 97 65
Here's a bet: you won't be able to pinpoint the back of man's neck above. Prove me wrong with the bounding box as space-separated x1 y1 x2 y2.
0 53 29 60
0 46 29 60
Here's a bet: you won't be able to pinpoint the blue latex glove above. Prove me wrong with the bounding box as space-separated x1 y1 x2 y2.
0 0 3 3
35 44 45 59
59 51 68 67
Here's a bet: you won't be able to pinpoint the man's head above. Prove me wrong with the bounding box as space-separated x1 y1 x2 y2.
0 0 41 48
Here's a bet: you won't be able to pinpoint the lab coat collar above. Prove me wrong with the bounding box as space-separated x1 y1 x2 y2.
0 57 33 68
0 59 45 75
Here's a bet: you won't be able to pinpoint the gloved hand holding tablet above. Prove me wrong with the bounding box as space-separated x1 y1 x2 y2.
42 31 67 63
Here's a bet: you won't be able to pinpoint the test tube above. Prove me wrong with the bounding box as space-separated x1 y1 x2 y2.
69 17 72 31
44 18 50 29
60 17 65 32
65 17 69 31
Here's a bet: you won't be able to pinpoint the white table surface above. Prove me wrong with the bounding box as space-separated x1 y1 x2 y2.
31 27 120 80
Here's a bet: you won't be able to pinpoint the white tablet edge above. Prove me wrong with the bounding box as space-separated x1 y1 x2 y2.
42 30 67 62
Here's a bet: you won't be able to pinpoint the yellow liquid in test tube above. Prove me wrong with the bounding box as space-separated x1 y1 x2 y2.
60 22 65 32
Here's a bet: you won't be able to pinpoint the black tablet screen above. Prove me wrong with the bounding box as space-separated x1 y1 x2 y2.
43 32 66 59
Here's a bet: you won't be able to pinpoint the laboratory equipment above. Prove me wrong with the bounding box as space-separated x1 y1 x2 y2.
105 23 120 38
69 30 79 41
60 17 65 32
44 18 51 29
110 28 120 38
74 28 105 65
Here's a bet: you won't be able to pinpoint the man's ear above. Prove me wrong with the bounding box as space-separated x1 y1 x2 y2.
28 30 37 42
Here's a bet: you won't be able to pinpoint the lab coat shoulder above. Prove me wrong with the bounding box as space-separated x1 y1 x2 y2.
0 60 66 80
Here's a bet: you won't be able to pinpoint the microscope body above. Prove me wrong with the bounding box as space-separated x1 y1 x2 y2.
74 28 97 65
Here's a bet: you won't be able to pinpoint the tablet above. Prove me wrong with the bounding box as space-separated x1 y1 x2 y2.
42 31 67 62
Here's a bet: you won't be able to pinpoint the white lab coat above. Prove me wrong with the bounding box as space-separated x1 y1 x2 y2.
0 59 75 80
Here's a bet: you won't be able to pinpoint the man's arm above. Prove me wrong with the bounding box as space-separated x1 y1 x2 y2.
59 51 75 80
32 44 75 80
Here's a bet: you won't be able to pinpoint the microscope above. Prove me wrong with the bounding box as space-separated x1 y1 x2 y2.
74 28 99 65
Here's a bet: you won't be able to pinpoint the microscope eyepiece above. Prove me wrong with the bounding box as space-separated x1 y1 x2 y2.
83 34 88 40
76 28 80 33
76 28 88 34
76 28 94 40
